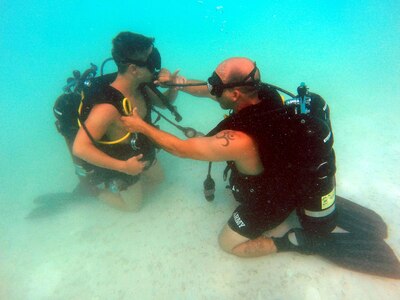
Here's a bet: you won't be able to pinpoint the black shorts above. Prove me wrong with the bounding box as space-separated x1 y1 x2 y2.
74 164 140 194
74 148 156 194
228 175 336 239
91 170 140 193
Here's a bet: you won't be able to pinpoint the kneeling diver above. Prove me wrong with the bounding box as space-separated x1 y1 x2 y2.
121 57 400 279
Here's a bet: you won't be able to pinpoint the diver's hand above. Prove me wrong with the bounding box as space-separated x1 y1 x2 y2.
154 68 172 86
122 154 149 175
155 69 186 88
171 72 187 90
121 108 146 133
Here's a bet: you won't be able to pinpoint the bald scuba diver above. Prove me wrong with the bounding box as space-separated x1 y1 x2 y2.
120 57 400 279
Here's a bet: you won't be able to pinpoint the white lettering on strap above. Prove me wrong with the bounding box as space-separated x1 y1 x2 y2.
233 212 246 228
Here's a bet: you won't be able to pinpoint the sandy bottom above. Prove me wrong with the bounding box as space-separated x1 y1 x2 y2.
1 152 399 300
1 111 400 299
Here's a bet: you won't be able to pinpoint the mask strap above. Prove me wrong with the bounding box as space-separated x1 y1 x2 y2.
241 63 258 83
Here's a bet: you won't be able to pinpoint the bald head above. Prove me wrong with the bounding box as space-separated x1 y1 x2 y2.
216 57 261 83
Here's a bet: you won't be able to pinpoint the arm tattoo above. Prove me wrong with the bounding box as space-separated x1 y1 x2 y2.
216 131 235 147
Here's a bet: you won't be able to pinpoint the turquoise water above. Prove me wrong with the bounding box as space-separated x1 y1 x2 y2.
1 1 400 299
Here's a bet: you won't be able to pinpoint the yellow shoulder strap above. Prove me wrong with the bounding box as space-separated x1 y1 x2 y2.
77 93 132 145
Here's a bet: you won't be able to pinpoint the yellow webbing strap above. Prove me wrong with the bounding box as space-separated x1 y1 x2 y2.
77 92 132 145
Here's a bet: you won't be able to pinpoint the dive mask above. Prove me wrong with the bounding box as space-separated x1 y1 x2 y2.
121 47 161 74
207 63 260 97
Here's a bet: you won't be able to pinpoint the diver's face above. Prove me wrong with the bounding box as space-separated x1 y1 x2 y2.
207 70 225 98
208 69 233 109
135 47 155 82
207 66 237 110
216 90 235 110
126 46 161 82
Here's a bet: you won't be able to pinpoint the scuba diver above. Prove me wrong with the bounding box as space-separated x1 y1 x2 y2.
55 31 184 211
120 57 400 279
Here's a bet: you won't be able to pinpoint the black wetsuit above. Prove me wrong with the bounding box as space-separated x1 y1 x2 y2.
78 74 156 192
208 88 337 239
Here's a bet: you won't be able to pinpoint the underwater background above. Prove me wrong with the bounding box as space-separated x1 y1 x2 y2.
1 0 399 299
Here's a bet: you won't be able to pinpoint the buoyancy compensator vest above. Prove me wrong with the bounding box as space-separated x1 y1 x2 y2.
208 84 335 181
53 64 156 192
79 72 156 163
54 60 198 194
207 84 337 232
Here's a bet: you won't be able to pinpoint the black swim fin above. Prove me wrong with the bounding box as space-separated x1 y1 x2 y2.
335 196 388 239
273 229 400 279
28 192 76 219
27 182 96 219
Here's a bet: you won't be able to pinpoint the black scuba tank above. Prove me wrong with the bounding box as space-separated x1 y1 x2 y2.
53 92 82 143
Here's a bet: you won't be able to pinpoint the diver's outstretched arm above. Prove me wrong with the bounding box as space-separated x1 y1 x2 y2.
180 80 217 101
